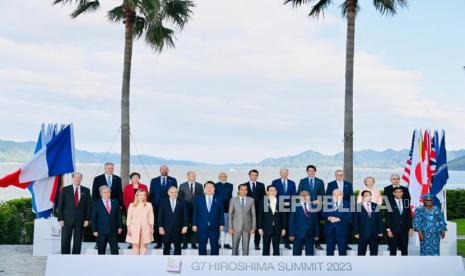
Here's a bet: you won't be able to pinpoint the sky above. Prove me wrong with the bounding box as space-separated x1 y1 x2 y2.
0 0 464 164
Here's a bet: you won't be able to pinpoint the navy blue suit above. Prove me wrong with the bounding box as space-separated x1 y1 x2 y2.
322 200 352 255
192 195 224 255
288 204 320 255
158 198 188 255
149 175 177 246
353 202 384 255
297 177 325 202
326 180 353 202
91 199 122 255
271 178 296 247
214 182 234 214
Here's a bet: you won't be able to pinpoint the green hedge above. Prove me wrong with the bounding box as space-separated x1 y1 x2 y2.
0 198 35 244
0 189 464 244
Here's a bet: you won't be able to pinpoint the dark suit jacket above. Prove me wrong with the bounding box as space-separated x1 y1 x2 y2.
297 177 325 202
245 181 266 212
383 185 411 206
322 200 352 236
192 195 224 231
353 202 384 239
288 204 319 239
177 181 203 203
257 198 286 234
385 198 413 233
58 185 91 227
214 182 234 213
272 178 297 197
91 198 122 234
149 176 178 207
326 180 353 202
92 174 122 204
158 198 188 232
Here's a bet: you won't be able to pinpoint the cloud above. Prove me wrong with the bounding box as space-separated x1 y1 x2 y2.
0 0 463 164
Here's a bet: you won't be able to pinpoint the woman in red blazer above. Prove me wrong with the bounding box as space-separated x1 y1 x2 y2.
123 172 149 214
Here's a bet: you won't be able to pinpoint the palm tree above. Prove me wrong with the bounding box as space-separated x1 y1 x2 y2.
53 0 194 185
284 0 407 184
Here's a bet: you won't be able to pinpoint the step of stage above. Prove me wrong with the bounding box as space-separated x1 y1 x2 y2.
81 243 407 256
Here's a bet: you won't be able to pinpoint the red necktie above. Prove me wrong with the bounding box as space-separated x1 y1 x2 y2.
304 203 309 218
105 200 111 214
74 188 79 207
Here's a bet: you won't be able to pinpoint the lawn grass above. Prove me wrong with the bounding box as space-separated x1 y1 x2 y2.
451 218 465 235
458 240 465 257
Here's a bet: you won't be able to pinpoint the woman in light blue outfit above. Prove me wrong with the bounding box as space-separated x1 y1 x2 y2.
413 193 447 256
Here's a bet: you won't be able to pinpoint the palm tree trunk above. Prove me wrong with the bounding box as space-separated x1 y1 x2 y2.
121 8 135 186
343 1 356 184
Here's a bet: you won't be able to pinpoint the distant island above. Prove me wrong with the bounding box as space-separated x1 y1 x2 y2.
1 139 465 170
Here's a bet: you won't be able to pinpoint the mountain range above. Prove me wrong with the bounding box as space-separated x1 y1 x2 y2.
1 139 465 170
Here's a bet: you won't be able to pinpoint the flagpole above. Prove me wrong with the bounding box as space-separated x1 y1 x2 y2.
443 187 448 221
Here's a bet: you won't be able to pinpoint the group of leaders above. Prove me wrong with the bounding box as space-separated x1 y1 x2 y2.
57 163 447 257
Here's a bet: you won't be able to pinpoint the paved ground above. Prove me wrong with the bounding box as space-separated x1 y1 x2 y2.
0 245 46 276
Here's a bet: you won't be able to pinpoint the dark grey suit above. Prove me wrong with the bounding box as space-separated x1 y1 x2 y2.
178 181 203 246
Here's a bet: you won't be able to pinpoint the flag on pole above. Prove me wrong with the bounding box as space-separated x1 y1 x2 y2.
431 130 448 207
407 129 431 211
26 124 69 218
402 130 415 184
0 124 75 189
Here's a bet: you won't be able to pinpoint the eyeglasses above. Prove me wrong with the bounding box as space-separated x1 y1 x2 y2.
423 199 433 202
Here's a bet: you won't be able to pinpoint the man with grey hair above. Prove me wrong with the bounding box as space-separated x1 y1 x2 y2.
215 172 233 249
383 173 411 205
178 171 203 249
92 162 122 206
271 168 296 249
91 185 122 255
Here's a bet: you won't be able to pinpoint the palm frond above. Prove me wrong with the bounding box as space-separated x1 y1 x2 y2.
161 0 194 29
144 21 175 52
71 0 100 18
283 0 314 8
108 5 125 22
53 0 80 5
340 0 360 17
373 0 397 15
133 16 146 38
309 0 332 18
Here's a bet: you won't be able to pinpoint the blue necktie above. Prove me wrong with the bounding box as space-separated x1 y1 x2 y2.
107 175 112 188
162 177 166 188
207 196 212 212
283 180 287 194
310 178 314 191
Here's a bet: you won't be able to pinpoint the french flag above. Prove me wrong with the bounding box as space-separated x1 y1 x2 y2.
0 124 76 189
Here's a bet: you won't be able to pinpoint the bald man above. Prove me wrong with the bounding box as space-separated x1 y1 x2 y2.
149 165 178 249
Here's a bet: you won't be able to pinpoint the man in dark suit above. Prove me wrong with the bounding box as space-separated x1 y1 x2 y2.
288 190 320 256
354 190 384 256
271 168 296 249
297 165 325 250
386 187 413 255
322 189 352 256
192 181 224 255
326 169 354 250
258 185 286 255
158 186 188 255
149 165 178 249
178 171 203 249
244 169 266 250
91 185 122 255
215 172 234 249
384 173 411 206
92 162 122 208
58 172 91 254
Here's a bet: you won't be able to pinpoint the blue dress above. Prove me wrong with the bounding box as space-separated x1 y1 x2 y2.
413 206 447 256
